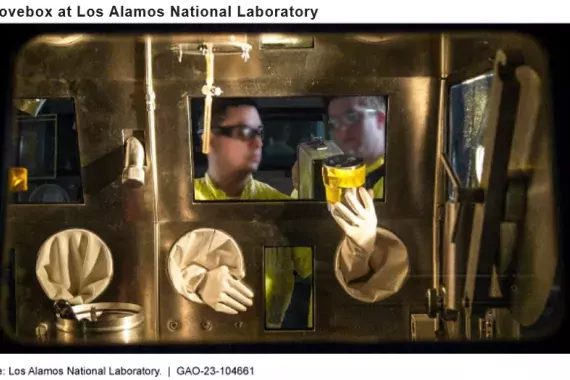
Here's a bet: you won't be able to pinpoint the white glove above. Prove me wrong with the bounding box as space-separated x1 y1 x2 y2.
196 265 254 315
330 187 378 255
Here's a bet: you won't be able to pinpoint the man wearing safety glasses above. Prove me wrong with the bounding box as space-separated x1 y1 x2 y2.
327 96 386 199
194 98 289 201
291 96 386 199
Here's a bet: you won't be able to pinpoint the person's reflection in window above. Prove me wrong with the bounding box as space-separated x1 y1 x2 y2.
265 247 313 330
281 270 313 329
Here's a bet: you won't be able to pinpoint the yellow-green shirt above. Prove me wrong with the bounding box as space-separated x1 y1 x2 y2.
194 174 290 201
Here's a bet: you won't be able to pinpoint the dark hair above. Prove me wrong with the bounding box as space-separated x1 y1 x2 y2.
196 97 258 134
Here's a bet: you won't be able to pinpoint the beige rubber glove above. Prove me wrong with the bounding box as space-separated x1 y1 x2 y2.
330 187 378 255
330 188 410 303
168 228 253 314
196 265 254 315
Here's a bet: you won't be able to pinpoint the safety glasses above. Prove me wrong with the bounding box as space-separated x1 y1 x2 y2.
327 108 377 131
211 124 264 141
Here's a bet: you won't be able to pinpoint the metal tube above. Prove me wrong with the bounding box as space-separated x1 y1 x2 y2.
144 35 160 338
144 36 159 219
432 33 450 293
440 153 460 196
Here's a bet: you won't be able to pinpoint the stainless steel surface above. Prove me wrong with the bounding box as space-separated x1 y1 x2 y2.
155 33 438 342
259 34 314 50
54 323 145 345
410 314 435 341
3 32 559 344
169 34 252 58
55 302 144 333
442 202 461 311
5 35 158 343
447 33 550 84
36 302 145 345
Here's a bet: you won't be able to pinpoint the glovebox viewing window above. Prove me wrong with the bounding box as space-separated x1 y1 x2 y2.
10 98 84 204
447 73 494 197
189 95 388 201
264 246 314 331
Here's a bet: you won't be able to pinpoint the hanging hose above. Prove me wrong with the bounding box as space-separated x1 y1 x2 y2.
201 43 216 155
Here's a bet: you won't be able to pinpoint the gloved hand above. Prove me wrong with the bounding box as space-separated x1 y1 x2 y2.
195 265 254 314
330 187 378 255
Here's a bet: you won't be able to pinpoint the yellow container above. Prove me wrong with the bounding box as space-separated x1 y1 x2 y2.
8 167 28 193
322 155 365 204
